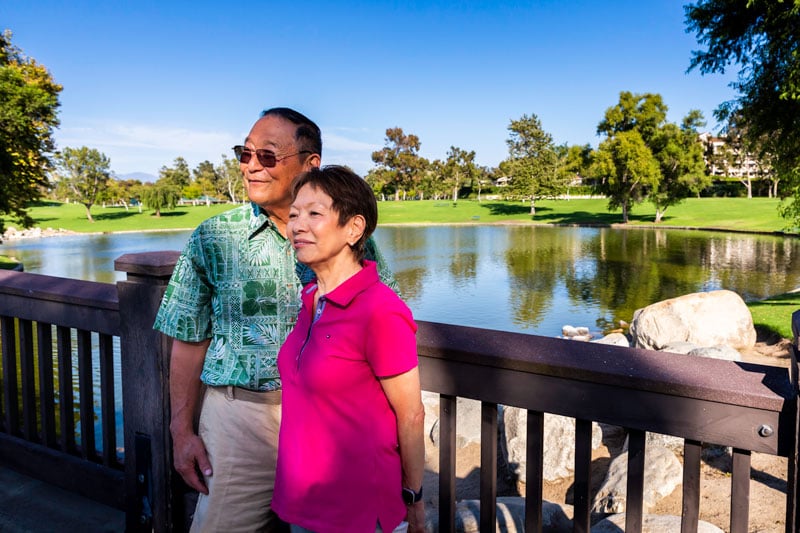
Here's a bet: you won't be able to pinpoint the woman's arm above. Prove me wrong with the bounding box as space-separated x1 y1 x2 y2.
381 367 426 531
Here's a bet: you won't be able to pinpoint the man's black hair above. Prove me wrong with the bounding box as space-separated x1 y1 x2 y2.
261 107 322 157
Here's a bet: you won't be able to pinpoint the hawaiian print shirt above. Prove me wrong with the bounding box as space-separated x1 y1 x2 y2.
153 202 397 391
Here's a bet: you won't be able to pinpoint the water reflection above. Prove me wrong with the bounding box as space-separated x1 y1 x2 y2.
373 225 800 336
3 225 800 336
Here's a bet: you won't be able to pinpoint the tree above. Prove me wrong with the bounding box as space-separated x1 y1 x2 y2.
364 167 394 201
52 146 112 222
0 30 62 234
649 112 710 222
591 130 660 223
216 154 244 203
595 92 709 222
158 157 191 195
685 0 800 224
186 160 218 205
140 181 180 217
442 146 479 204
500 113 563 215
371 128 428 200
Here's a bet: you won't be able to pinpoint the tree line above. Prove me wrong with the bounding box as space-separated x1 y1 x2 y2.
2 0 799 230
367 92 713 224
48 151 245 220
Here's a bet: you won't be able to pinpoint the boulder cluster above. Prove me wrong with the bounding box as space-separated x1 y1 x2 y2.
2 226 76 241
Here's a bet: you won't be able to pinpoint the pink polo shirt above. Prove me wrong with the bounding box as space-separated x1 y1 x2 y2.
273 260 418 533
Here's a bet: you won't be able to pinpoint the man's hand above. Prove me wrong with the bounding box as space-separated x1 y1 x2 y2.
172 431 212 494
168 339 211 493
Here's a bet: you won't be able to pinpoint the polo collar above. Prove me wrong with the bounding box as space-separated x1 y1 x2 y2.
306 260 379 309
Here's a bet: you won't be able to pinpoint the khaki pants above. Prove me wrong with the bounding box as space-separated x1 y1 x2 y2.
190 386 282 533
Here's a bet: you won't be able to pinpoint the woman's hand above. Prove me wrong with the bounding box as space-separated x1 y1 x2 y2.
406 500 426 531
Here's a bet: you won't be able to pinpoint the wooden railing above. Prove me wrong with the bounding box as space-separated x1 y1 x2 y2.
0 251 798 532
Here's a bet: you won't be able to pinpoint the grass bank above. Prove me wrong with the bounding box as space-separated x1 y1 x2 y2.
0 255 19 270
1 197 795 234
2 197 798 338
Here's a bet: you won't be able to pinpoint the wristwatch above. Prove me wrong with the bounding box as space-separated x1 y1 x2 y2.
402 486 423 505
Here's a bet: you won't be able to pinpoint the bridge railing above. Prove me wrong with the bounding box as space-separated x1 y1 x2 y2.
0 251 798 532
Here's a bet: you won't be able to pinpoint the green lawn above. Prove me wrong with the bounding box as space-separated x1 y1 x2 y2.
2 201 235 234
2 197 798 338
0 255 19 270
1 197 794 234
378 197 794 233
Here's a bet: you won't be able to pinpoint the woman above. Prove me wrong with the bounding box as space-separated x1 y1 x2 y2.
272 166 425 533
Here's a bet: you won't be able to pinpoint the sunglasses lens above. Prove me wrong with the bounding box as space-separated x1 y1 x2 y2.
233 146 251 164
256 151 277 167
233 146 278 167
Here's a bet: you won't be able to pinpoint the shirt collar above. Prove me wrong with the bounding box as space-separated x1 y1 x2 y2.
304 260 379 308
248 201 280 239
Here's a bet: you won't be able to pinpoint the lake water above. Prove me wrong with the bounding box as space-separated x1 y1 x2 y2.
4 224 800 337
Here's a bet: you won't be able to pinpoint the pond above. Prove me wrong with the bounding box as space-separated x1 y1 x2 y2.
4 224 800 337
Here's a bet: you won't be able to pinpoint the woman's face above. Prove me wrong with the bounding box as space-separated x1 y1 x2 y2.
288 184 360 270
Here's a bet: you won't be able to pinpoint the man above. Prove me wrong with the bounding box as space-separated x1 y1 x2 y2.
153 108 395 532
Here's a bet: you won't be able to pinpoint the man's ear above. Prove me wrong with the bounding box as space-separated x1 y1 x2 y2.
305 153 321 170
348 215 366 246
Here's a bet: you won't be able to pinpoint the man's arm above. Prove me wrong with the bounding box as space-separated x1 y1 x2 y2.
169 338 212 494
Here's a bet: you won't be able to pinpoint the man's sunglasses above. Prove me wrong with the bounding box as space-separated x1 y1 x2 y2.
232 145 311 168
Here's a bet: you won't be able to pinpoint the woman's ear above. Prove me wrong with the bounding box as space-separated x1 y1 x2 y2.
348 215 366 246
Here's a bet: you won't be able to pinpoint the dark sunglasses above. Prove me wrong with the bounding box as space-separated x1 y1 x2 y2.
232 145 312 168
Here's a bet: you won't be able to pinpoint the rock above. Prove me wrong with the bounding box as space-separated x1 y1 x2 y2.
562 325 593 341
629 290 756 351
592 445 682 514
688 344 742 361
660 341 699 354
427 396 487 449
593 333 630 347
502 408 603 483
623 431 684 455
426 497 573 533
591 513 724 532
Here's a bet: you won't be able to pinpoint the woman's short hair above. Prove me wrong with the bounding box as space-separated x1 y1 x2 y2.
291 165 377 261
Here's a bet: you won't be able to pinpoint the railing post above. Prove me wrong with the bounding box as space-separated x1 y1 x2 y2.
115 251 181 533
788 310 800 533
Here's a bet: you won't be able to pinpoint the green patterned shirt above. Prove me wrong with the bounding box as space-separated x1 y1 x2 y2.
153 202 396 391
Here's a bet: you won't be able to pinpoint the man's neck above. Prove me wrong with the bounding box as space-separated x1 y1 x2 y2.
260 205 290 238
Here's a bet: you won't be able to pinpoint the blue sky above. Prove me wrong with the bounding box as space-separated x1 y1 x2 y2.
3 1 737 179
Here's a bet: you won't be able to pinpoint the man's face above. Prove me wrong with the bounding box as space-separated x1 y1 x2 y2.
239 115 316 211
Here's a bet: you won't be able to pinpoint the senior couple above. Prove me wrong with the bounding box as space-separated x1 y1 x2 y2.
154 108 425 533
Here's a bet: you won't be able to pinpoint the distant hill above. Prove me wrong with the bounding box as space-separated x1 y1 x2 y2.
117 172 157 183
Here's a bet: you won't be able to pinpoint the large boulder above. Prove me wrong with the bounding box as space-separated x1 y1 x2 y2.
426 497 572 533
629 290 756 351
592 445 683 514
501 407 603 483
592 513 724 533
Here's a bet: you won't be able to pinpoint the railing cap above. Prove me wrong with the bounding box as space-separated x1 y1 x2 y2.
115 251 181 279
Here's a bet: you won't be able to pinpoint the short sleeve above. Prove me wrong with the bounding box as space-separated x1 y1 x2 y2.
153 229 213 341
364 292 418 378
